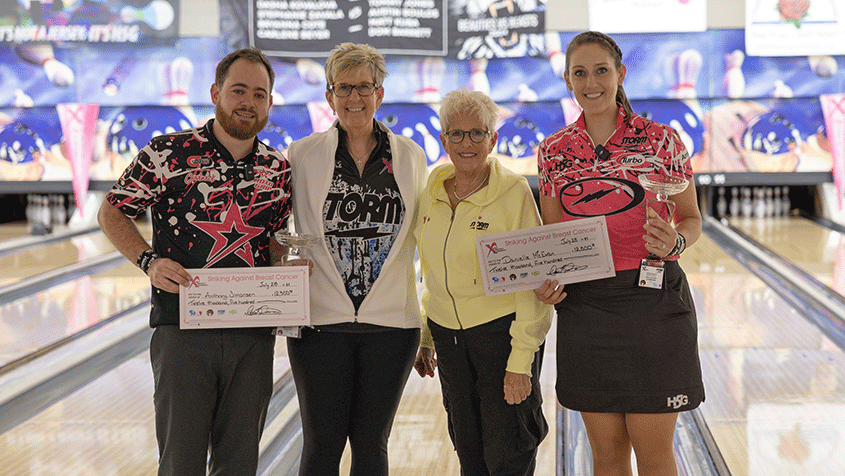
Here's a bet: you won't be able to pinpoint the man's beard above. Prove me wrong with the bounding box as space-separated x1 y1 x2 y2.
215 104 267 140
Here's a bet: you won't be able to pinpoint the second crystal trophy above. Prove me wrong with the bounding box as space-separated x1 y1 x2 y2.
637 173 688 289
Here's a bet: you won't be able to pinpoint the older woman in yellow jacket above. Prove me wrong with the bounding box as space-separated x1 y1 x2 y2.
414 88 563 475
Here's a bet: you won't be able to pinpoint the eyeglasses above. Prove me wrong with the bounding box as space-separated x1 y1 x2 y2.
329 83 379 97
443 129 492 144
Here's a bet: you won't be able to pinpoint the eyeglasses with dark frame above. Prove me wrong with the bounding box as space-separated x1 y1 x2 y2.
329 82 379 97
443 128 492 144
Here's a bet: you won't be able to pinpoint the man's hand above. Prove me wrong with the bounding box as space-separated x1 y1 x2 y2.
147 257 192 293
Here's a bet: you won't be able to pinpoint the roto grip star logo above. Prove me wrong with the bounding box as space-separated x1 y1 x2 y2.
777 0 810 28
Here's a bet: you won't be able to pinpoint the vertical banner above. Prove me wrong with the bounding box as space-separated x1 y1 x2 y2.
57 103 99 219
588 0 706 33
820 94 845 211
746 0 845 56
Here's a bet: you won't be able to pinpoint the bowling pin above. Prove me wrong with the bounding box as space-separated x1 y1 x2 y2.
809 55 838 78
545 32 565 79
14 43 74 87
102 51 138 97
781 186 790 215
754 187 766 218
517 84 538 102
765 187 774 217
668 49 703 100
772 80 793 99
722 50 745 99
716 187 728 217
12 89 34 108
415 122 441 164
295 58 325 85
56 194 67 226
741 187 753 218
26 194 35 225
413 57 443 103
668 49 704 119
468 58 490 94
161 56 193 107
729 187 740 217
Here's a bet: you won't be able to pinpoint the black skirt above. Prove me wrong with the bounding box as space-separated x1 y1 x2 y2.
555 260 705 413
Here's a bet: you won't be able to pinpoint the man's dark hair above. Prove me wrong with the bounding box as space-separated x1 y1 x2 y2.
215 48 275 90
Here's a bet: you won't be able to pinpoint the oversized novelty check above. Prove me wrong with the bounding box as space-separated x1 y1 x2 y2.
475 216 615 296
180 267 309 329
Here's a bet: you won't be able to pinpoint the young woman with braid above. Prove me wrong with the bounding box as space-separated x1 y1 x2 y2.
533 31 705 476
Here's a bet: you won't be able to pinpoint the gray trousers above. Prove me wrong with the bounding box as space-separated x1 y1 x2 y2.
150 326 275 476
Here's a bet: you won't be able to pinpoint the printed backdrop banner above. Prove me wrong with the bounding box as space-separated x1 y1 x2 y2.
746 0 845 56
249 0 448 57
0 0 180 45
447 0 546 59
247 0 545 58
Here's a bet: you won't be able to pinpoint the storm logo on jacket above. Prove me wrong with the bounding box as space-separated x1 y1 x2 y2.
325 191 402 226
558 177 644 217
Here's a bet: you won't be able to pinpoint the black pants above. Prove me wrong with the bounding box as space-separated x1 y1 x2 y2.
429 315 548 476
287 325 420 476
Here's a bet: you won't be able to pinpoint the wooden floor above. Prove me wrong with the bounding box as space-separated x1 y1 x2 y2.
1 215 844 475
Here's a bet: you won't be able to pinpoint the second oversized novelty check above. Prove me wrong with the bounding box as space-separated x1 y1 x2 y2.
180 267 309 329
475 216 615 296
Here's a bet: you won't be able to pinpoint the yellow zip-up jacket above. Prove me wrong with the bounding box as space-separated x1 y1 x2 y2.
415 157 552 375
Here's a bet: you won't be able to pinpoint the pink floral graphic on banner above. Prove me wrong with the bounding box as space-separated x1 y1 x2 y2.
777 0 810 28
820 94 845 211
57 103 99 219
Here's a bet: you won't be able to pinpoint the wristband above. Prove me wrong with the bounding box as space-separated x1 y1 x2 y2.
136 249 159 274
668 232 686 257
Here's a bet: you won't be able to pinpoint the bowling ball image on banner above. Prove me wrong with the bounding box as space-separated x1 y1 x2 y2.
0 111 65 180
496 114 547 159
740 110 813 172
740 107 831 172
258 106 313 154
637 100 704 158
491 104 563 176
105 106 193 158
375 104 444 167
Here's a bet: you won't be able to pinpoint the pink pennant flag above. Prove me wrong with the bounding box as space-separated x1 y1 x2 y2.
307 101 337 133
820 94 845 211
57 103 99 220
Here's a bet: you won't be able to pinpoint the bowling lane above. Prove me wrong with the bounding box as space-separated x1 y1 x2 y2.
0 264 150 368
0 338 292 476
0 222 30 242
728 215 845 296
0 223 153 287
680 234 845 476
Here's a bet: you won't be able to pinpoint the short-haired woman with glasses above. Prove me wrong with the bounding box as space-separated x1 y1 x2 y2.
284 42 428 475
413 88 562 475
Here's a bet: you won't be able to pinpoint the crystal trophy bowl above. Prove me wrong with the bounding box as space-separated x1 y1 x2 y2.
274 232 320 262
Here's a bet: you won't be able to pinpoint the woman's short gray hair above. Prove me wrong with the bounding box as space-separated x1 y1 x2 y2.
439 88 498 132
325 43 388 89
